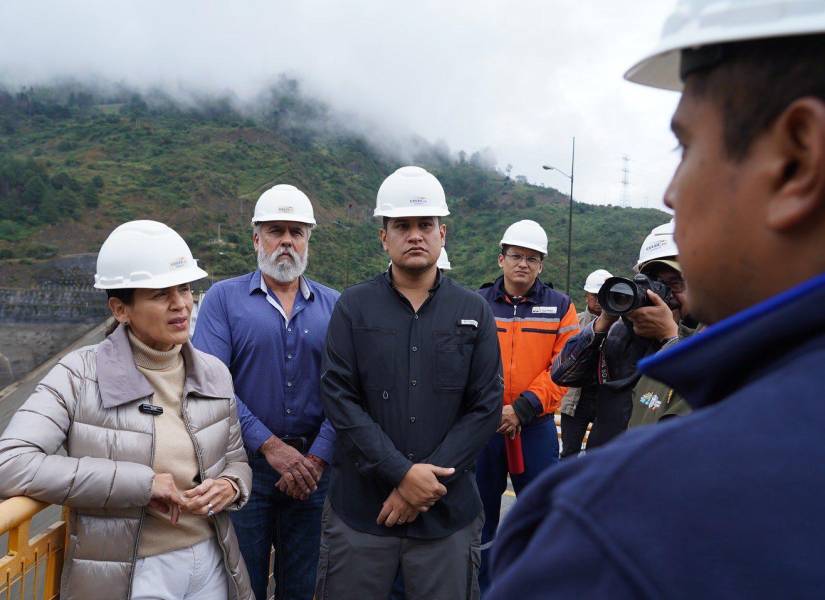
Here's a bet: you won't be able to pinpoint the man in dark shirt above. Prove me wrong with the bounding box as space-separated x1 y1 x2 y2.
316 166 502 600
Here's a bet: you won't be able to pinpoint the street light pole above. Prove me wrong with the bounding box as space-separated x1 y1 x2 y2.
567 137 575 296
542 136 576 295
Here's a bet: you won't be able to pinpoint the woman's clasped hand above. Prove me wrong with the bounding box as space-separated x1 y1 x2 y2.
149 473 238 524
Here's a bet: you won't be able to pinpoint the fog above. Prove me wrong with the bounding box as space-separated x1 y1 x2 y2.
0 0 680 208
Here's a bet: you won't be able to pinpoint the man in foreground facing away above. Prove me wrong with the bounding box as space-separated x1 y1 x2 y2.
489 1 825 597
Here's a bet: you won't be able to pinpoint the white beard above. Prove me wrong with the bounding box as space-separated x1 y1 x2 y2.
257 245 308 283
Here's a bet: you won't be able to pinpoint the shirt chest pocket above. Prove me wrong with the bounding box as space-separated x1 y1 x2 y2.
433 330 477 390
353 327 397 391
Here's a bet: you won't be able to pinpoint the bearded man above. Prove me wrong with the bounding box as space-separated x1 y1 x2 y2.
193 184 340 600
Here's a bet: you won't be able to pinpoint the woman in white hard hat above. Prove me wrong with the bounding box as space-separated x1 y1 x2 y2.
0 220 253 600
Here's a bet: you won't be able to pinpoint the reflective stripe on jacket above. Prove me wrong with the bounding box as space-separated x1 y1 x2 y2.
479 277 579 416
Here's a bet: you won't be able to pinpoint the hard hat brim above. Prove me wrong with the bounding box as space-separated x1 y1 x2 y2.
374 206 450 218
637 258 681 274
624 49 683 92
625 17 825 92
499 240 547 256
94 265 209 290
251 214 317 226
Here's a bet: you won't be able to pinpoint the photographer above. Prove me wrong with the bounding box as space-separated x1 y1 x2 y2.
551 221 689 448
559 269 612 458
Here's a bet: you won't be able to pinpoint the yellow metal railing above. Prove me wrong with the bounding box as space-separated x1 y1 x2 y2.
0 497 66 600
0 416 581 600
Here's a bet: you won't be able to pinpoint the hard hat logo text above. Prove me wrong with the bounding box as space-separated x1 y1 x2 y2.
169 256 188 270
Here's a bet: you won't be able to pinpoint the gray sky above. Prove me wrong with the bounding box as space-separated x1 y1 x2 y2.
0 1 680 209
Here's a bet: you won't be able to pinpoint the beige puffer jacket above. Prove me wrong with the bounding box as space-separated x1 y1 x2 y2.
0 324 254 600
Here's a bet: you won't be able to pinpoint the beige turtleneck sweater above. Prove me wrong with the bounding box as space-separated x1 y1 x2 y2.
128 330 214 558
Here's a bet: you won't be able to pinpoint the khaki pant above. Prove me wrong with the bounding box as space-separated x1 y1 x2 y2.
315 501 482 600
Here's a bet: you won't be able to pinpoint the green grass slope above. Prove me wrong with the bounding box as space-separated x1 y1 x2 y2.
0 82 670 299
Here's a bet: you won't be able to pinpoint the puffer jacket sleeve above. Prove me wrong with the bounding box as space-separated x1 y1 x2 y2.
216 395 252 511
0 356 155 508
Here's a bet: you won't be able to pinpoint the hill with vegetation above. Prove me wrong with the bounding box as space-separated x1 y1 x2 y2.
0 81 670 298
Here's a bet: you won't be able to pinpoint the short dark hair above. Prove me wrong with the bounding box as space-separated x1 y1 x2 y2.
687 33 825 161
104 288 134 336
382 216 440 230
106 288 135 304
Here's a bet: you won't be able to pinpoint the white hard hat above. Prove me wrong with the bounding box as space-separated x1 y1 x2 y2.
374 166 449 218
583 269 613 294
252 184 316 226
500 220 548 256
625 0 825 91
437 247 452 270
94 220 207 289
635 219 679 272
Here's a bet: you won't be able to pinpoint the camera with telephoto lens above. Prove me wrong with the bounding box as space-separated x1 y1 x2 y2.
597 274 675 317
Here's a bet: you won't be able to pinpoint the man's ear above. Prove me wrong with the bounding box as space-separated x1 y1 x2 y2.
252 229 260 251
378 228 388 252
765 97 825 231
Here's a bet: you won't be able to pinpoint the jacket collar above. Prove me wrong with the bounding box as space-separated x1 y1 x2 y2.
96 324 233 409
640 272 825 410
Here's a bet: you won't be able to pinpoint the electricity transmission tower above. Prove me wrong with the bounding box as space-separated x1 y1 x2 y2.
620 155 631 207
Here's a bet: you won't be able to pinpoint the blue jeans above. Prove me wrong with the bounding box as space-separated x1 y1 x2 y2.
231 453 329 600
475 417 559 596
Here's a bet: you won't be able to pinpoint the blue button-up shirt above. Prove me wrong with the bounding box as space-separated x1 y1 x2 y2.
192 270 340 463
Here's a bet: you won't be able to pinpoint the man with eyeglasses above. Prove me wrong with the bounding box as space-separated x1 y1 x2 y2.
552 221 698 449
475 219 579 593
627 241 702 429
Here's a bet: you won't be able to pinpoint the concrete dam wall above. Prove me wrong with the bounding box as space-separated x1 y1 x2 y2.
0 287 107 322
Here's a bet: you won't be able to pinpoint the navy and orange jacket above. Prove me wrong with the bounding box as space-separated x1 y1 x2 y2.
478 277 579 417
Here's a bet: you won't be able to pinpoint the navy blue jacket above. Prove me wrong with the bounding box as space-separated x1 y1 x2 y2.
479 277 578 416
489 272 825 599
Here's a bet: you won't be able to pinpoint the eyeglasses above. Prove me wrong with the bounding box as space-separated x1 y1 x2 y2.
504 253 542 266
657 277 685 293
